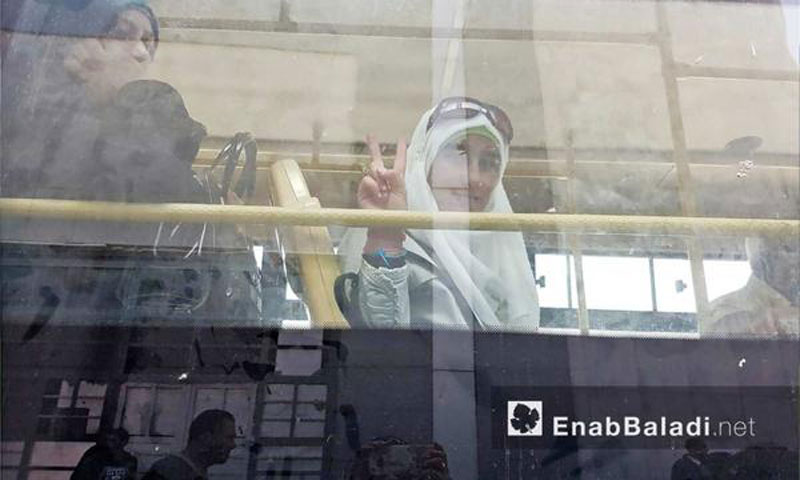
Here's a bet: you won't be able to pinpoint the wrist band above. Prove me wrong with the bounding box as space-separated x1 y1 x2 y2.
363 248 406 269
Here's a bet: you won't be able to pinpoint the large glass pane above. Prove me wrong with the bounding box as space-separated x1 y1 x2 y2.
583 256 653 312
704 259 753 303
654 257 696 313
534 253 575 309
1 1 798 479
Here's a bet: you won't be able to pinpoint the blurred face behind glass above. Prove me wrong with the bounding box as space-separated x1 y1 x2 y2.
62 9 154 102
102 431 124 451
107 9 155 63
209 419 237 465
427 133 502 212
751 237 800 305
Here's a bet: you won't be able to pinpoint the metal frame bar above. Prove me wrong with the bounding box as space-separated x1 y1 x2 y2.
563 136 591 333
655 3 712 334
2 198 795 237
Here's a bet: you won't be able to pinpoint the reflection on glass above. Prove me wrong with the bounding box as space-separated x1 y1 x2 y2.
583 256 653 312
121 387 154 437
704 259 752 303
0 0 797 479
534 253 574 309
151 389 183 437
705 236 798 336
653 258 696 313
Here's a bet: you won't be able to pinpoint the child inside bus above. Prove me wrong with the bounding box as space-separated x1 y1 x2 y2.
340 97 540 331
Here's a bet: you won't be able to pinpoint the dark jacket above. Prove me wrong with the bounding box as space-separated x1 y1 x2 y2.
671 453 714 480
70 444 137 480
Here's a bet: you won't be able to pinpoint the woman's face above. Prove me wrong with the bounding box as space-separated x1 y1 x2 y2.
427 133 503 212
106 9 155 64
62 9 154 102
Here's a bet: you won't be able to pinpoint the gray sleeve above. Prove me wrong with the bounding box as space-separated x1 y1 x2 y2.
357 259 475 329
358 259 410 328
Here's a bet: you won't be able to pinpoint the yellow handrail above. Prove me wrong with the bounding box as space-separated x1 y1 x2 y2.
268 159 350 329
1 198 796 238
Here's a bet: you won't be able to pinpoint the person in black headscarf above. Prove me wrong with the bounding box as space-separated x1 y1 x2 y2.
0 0 175 337
1 0 160 199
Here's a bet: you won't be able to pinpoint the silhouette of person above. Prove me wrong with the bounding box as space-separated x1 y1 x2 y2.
707 236 799 336
71 428 137 480
2 0 159 200
142 409 237 480
671 438 713 480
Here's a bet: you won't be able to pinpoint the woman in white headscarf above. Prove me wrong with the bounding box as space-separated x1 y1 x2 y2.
340 97 539 331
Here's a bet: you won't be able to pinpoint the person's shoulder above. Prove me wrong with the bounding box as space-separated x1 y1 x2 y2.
672 453 690 464
671 455 699 474
670 456 690 477
708 284 751 311
76 444 113 464
145 454 200 480
78 444 104 457
122 451 137 465
146 454 185 472
707 280 758 323
706 276 791 334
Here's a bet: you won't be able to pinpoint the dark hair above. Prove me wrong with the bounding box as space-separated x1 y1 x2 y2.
188 409 235 443
112 427 130 443
685 437 707 452
1 0 159 56
102 427 130 445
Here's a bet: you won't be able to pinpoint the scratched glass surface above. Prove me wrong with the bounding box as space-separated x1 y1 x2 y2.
1 1 797 479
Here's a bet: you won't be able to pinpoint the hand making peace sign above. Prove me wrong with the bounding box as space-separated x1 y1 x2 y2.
357 135 407 211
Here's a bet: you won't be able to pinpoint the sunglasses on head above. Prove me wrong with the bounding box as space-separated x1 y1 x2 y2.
426 97 514 144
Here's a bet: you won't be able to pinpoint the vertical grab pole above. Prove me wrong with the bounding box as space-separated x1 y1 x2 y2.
270 159 350 329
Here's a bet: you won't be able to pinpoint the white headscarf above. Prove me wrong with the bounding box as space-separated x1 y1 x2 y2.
341 107 540 331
